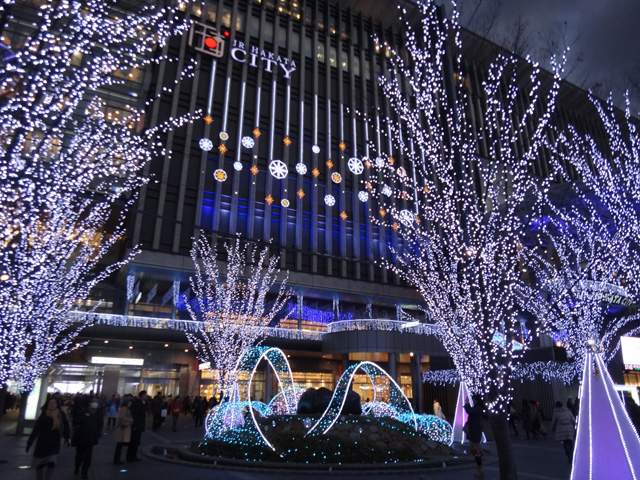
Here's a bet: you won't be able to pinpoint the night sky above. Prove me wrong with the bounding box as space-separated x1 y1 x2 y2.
454 0 640 112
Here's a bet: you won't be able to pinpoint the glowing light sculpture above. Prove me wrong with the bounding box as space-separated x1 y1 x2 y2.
204 347 449 456
305 361 416 437
571 352 640 480
185 238 292 398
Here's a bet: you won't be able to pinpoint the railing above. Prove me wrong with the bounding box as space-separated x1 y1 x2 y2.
326 319 440 336
71 313 438 340
74 312 324 341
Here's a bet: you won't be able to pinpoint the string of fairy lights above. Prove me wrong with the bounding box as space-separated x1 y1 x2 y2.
362 0 565 413
201 346 452 460
184 237 292 397
0 0 198 389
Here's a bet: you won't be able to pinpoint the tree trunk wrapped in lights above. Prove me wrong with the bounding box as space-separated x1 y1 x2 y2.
516 211 640 384
519 93 640 478
185 236 292 398
365 1 564 478
0 0 198 392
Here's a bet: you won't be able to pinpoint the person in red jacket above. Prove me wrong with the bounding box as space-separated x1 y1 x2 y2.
170 396 182 432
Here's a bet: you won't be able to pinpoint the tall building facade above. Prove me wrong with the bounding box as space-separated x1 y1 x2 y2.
3 0 634 417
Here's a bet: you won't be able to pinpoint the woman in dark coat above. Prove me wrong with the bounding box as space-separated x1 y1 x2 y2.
26 397 70 480
464 394 485 478
72 396 104 479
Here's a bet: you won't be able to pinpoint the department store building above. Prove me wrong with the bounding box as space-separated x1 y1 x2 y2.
3 0 637 417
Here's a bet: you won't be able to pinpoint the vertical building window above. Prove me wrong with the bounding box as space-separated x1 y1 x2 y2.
316 43 325 63
250 15 260 38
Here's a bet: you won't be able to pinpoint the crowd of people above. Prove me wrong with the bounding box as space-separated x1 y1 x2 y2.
22 390 220 480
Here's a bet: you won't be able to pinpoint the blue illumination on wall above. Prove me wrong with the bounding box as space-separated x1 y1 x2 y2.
286 301 353 324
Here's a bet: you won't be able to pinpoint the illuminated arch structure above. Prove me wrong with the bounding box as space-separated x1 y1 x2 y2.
204 346 452 456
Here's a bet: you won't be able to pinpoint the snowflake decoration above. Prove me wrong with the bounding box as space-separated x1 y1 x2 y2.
379 208 386 217
250 165 259 175
388 156 395 164
218 144 227 154
199 138 213 151
398 209 415 226
219 131 229 141
265 194 274 205
358 191 369 202
340 211 348 220
348 157 364 175
392 222 399 231
365 159 372 169
233 161 243 171
295 163 307 175
312 145 320 154
281 199 290 208
283 136 292 146
241 136 255 149
339 141 346 151
324 194 335 207
297 189 305 199
214 169 227 182
397 166 407 177
375 157 385 168
253 127 261 138
312 168 320 177
203 114 213 124
269 160 288 179
331 172 342 184
423 186 430 194
382 185 392 197
326 159 334 169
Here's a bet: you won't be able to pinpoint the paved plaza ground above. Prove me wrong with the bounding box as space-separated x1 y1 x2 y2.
0 410 573 480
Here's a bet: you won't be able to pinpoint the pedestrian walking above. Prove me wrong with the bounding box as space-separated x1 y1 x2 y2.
464 395 485 478
72 396 103 479
126 390 147 462
551 400 576 463
193 396 206 428
113 396 134 464
433 399 446 421
170 396 182 432
106 393 120 428
26 397 71 480
508 401 519 435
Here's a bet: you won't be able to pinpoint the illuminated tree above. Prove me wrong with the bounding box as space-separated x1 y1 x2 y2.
519 96 640 479
0 0 196 391
366 2 563 477
185 237 292 398
514 210 640 384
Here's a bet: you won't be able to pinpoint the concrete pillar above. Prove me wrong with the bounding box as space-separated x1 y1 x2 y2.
265 366 272 402
411 354 424 413
297 293 303 330
102 366 120 397
388 353 397 382
179 365 189 398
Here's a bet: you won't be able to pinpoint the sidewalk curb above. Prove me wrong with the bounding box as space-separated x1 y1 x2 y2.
143 443 492 475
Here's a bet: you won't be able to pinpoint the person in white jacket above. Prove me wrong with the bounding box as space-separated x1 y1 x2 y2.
433 399 446 420
551 401 576 463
